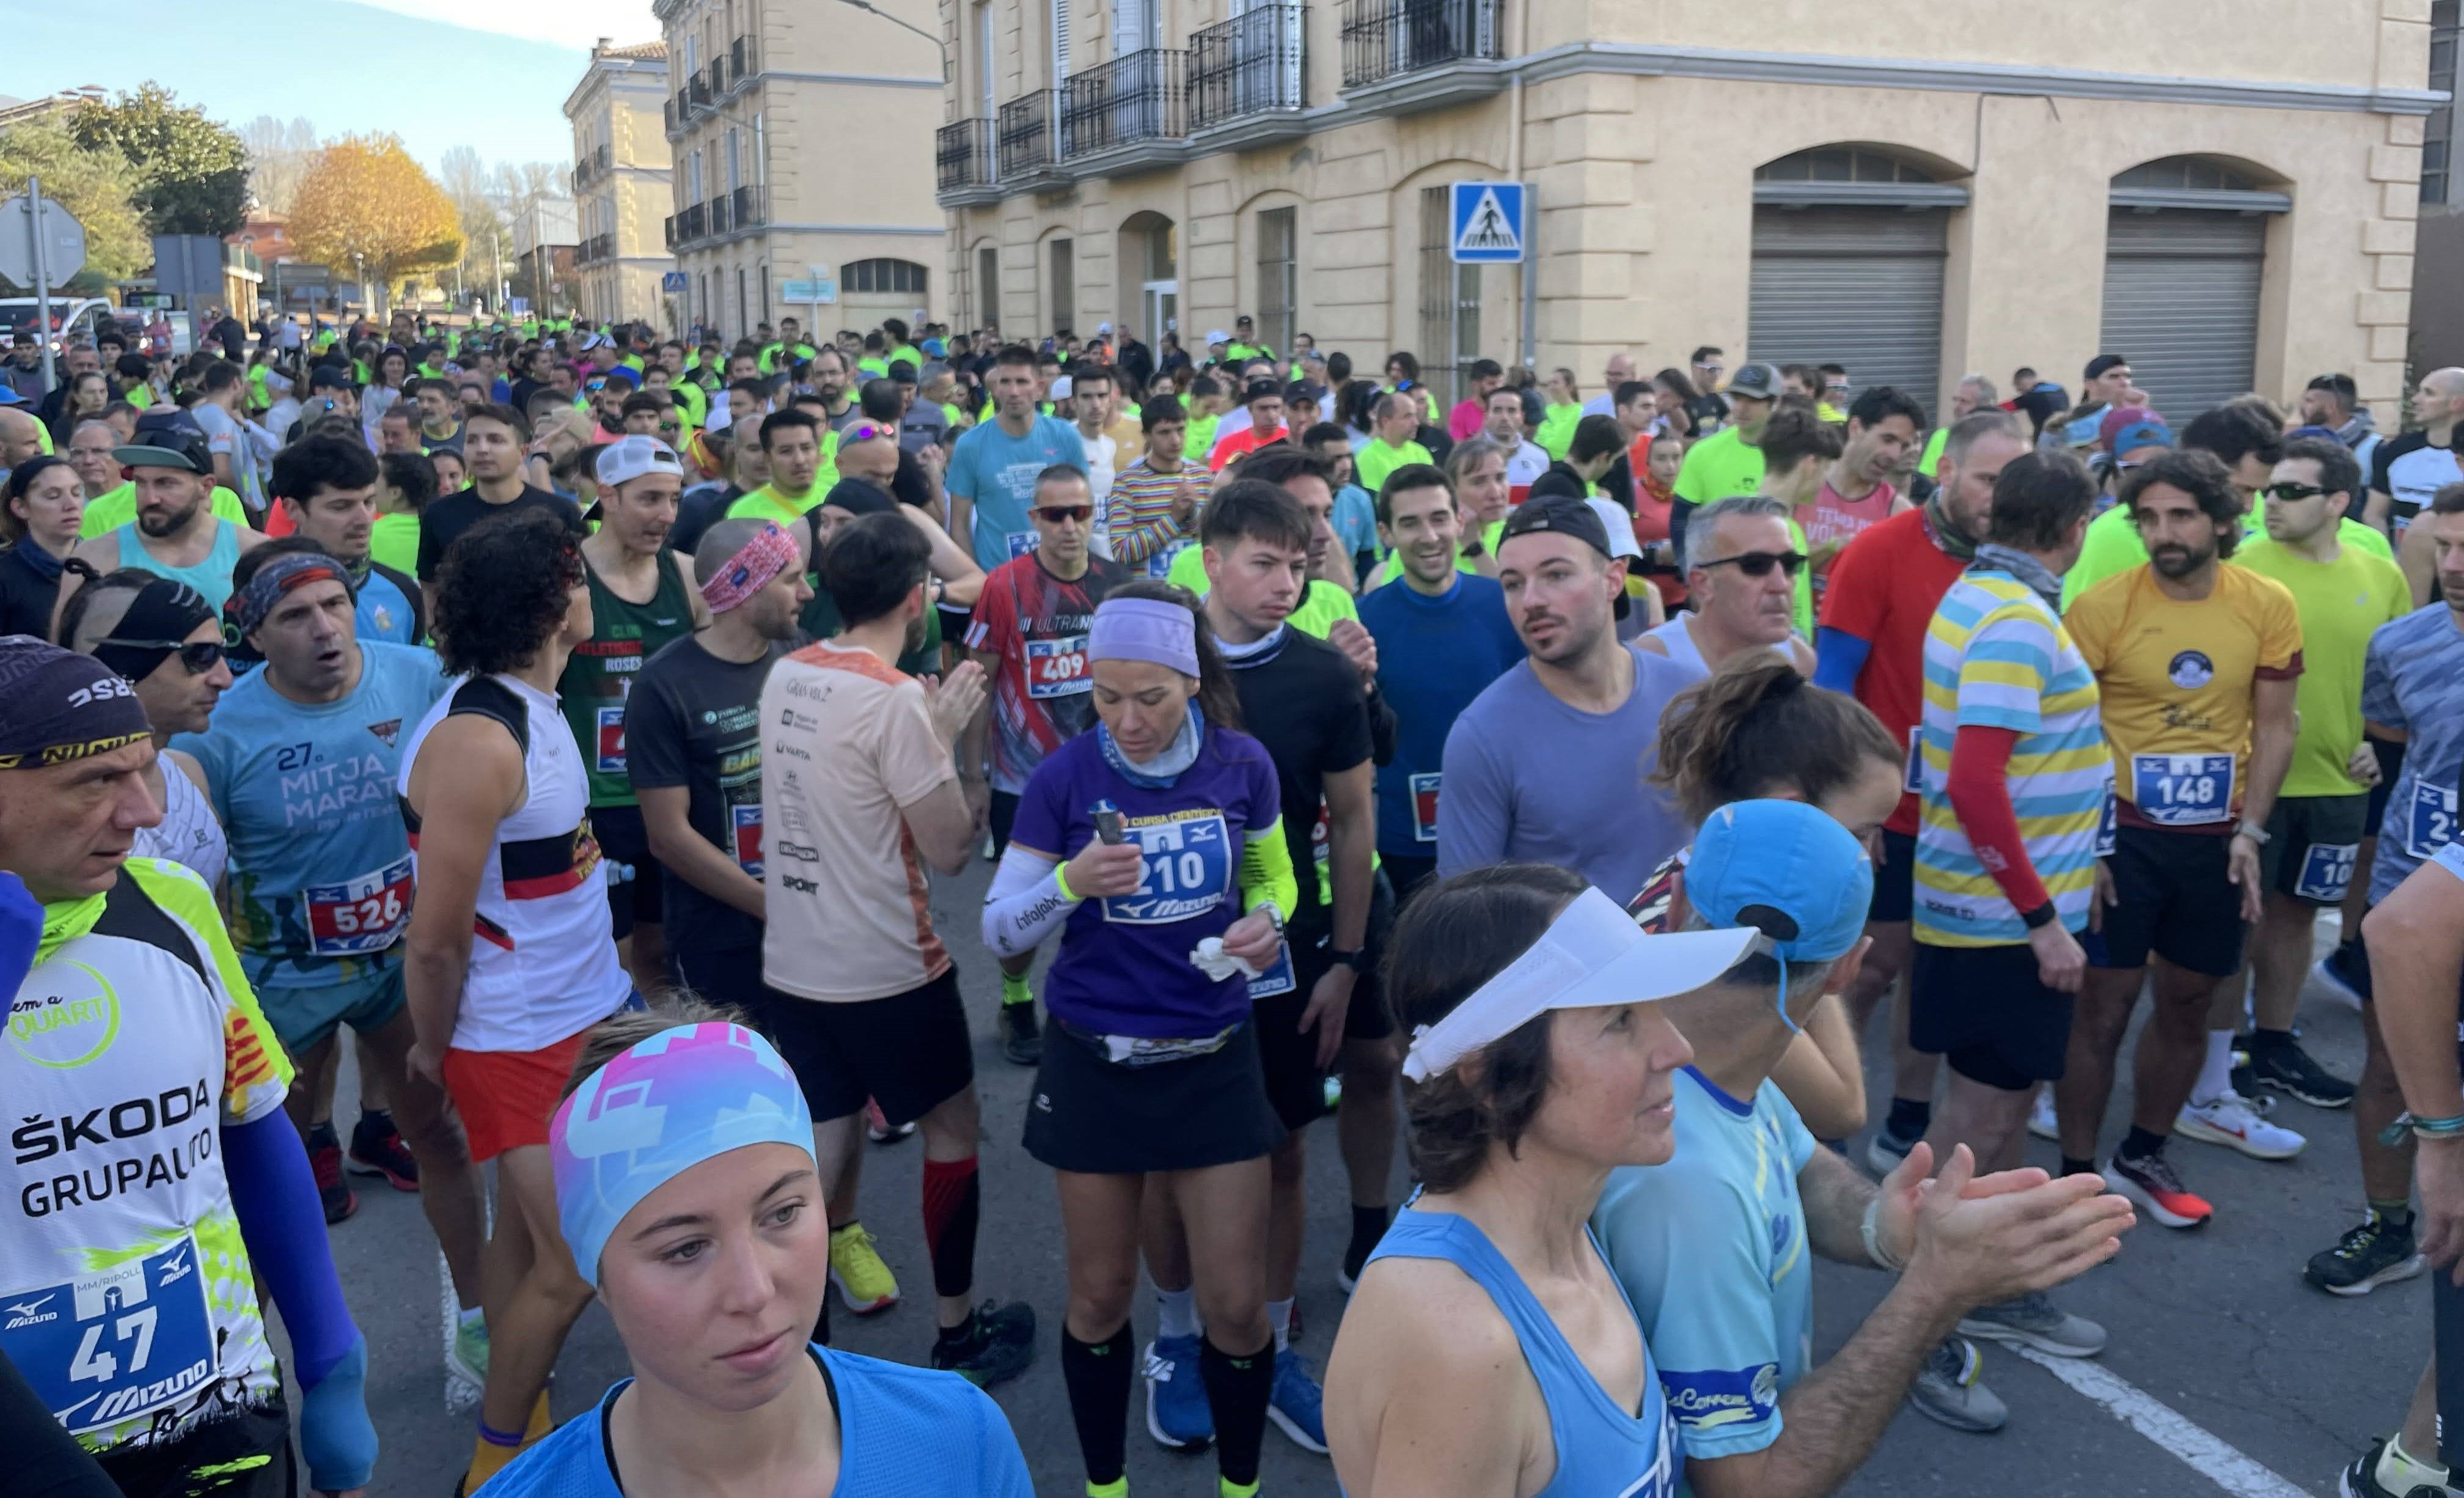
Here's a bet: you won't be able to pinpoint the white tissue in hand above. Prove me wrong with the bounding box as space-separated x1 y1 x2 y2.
1190 936 1263 981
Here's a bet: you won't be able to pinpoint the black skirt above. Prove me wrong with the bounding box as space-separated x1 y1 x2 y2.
1023 1018 1286 1175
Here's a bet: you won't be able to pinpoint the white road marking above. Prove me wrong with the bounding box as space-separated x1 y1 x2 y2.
2011 1345 2310 1498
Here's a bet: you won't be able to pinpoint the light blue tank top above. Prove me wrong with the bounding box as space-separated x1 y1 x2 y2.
1365 1209 1679 1498
117 519 243 614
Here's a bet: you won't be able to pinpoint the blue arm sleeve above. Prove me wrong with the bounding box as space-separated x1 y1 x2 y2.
1811 628 1871 696
0 872 37 1000
222 1112 376 1489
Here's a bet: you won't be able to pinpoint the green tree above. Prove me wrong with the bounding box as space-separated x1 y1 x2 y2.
69 84 249 237
0 122 149 291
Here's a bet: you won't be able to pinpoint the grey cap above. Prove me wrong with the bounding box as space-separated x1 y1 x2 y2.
1723 362 1783 401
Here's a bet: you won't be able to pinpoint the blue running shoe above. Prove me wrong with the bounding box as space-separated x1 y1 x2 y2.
1267 1346 1328 1454
1144 1334 1213 1450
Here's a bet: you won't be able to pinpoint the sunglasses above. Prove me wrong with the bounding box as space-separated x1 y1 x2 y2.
1034 505 1094 524
1696 549 1807 578
845 423 895 444
101 638 224 674
2260 482 2331 502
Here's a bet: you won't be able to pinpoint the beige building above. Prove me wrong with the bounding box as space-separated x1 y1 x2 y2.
565 39 676 328
654 0 947 340
937 0 2446 424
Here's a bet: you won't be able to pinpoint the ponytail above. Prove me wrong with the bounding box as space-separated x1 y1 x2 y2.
1651 653 1899 826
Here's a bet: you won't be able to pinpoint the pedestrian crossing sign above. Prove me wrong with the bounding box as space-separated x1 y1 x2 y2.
1451 182 1525 264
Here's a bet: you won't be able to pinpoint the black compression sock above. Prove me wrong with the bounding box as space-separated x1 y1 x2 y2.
2250 1027 2295 1053
1201 1332 1275 1488
1060 1323 1134 1487
2119 1126 2167 1162
2059 1156 2098 1178
1886 1096 1932 1137
1348 1203 1390 1265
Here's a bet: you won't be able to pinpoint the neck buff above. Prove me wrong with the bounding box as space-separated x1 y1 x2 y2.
0 635 153 771
1923 491 1981 564
10 536 63 581
90 578 216 683
700 521 797 614
1973 542 2065 610
551 1021 816 1288
228 551 351 639
1099 699 1204 788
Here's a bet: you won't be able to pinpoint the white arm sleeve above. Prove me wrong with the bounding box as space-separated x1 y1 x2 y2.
982 842 1077 957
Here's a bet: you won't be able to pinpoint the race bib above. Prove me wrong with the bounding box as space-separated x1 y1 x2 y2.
2 1237 218 1434
1101 812 1231 925
2408 780 2458 860
2130 753 2235 828
303 855 415 956
595 705 627 775
1247 941 1297 999
1903 727 1924 796
1005 531 1040 560
1025 634 1091 700
731 804 763 878
2294 842 2361 903
1148 538 1190 580
1410 772 1442 843
2096 787 2118 859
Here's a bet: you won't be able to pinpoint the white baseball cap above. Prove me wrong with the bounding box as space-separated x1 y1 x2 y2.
1206 329 1230 345
595 434 684 488
1585 497 1645 562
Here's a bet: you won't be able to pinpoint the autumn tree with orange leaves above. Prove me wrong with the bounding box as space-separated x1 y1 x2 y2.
288 134 463 314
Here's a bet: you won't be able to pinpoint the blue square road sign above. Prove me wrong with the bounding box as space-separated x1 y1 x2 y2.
1450 182 1525 264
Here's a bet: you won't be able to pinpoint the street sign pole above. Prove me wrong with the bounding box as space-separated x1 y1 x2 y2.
28 177 53 397
1520 183 1538 370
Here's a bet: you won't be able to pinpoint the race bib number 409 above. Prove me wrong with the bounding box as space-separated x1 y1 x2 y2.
1025 635 1091 700
2130 753 2235 828
304 856 414 956
2 1238 218 1434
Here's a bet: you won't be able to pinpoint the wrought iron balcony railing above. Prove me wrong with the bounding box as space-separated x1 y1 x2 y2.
1190 4 1307 130
1338 0 1500 89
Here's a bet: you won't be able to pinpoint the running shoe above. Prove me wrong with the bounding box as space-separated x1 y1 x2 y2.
448 1313 490 1387
2026 1087 2059 1142
309 1128 358 1224
346 1114 420 1192
1865 1119 1920 1177
1145 1334 1215 1449
828 1222 900 1313
2245 1040 2358 1109
864 1098 915 1144
1267 1346 1329 1453
2177 1092 2306 1160
2104 1151 2213 1228
2307 1217 2429 1297
2313 951 2366 1012
1000 1001 1043 1067
1286 1299 1304 1345
1957 1291 2106 1357
2338 1436 2446 1498
1906 1335 2006 1433
930 1299 1037 1388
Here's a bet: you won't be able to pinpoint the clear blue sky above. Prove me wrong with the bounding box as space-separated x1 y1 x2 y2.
9 0 662 172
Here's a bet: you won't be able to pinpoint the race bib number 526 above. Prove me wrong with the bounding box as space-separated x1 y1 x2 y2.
304 856 414 956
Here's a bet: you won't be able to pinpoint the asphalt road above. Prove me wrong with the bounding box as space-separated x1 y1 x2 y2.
315 857 2424 1497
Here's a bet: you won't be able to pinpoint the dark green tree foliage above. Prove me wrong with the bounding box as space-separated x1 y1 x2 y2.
69 84 249 236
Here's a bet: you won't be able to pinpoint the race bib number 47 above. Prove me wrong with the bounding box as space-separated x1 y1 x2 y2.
2 1238 218 1434
304 856 415 956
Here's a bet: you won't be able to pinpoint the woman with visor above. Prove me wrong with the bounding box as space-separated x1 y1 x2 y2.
484 1007 1033 1496
980 582 1297 1498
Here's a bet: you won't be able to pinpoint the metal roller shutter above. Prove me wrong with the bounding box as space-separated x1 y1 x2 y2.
1748 207 1948 419
2100 210 2266 422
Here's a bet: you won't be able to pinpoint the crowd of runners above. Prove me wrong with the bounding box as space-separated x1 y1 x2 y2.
2 301 2463 1498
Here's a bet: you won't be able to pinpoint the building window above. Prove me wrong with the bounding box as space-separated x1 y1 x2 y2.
760 262 772 325
2428 0 2458 208
726 127 742 191
845 257 930 295
979 244 1002 329
1052 0 1071 84
737 266 748 337
688 149 703 204
1256 207 1296 357
1417 185 1480 407
1755 147 1936 185
1049 238 1074 334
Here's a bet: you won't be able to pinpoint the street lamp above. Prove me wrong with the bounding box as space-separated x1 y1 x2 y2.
833 0 952 81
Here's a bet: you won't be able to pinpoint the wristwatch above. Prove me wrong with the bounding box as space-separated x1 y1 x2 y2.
2234 820 2271 845
1327 946 1368 972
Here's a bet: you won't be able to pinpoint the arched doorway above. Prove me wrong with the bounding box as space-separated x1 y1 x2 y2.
2102 156 2289 419
1747 145 1968 415
1118 211 1178 345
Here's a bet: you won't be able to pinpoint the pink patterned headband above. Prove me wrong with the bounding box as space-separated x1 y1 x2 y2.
700 521 799 614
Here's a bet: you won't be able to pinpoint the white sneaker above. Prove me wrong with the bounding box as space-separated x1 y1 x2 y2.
2177 1091 2305 1161
2027 1087 2059 1142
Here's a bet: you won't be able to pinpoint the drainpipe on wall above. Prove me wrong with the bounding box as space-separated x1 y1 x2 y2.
1508 0 1535 367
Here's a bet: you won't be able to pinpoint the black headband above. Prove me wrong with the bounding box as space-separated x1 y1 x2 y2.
90 579 215 683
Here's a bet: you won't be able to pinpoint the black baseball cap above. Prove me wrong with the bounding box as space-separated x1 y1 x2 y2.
1498 495 1613 557
112 415 213 475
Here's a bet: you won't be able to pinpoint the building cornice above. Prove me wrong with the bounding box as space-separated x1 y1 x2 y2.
755 69 942 90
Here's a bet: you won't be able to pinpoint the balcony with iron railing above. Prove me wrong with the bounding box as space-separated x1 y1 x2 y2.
996 90 1063 183
574 232 616 266
937 118 997 200
663 200 706 249
665 185 766 250
1190 4 1308 137
1062 48 1188 162
1338 0 1502 90
727 34 760 90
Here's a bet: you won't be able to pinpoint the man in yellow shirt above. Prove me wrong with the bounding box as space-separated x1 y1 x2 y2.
725 409 831 525
1355 392 1433 499
2059 448 2303 1230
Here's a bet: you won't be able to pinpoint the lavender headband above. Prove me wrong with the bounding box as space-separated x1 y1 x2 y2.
1088 595 1199 677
